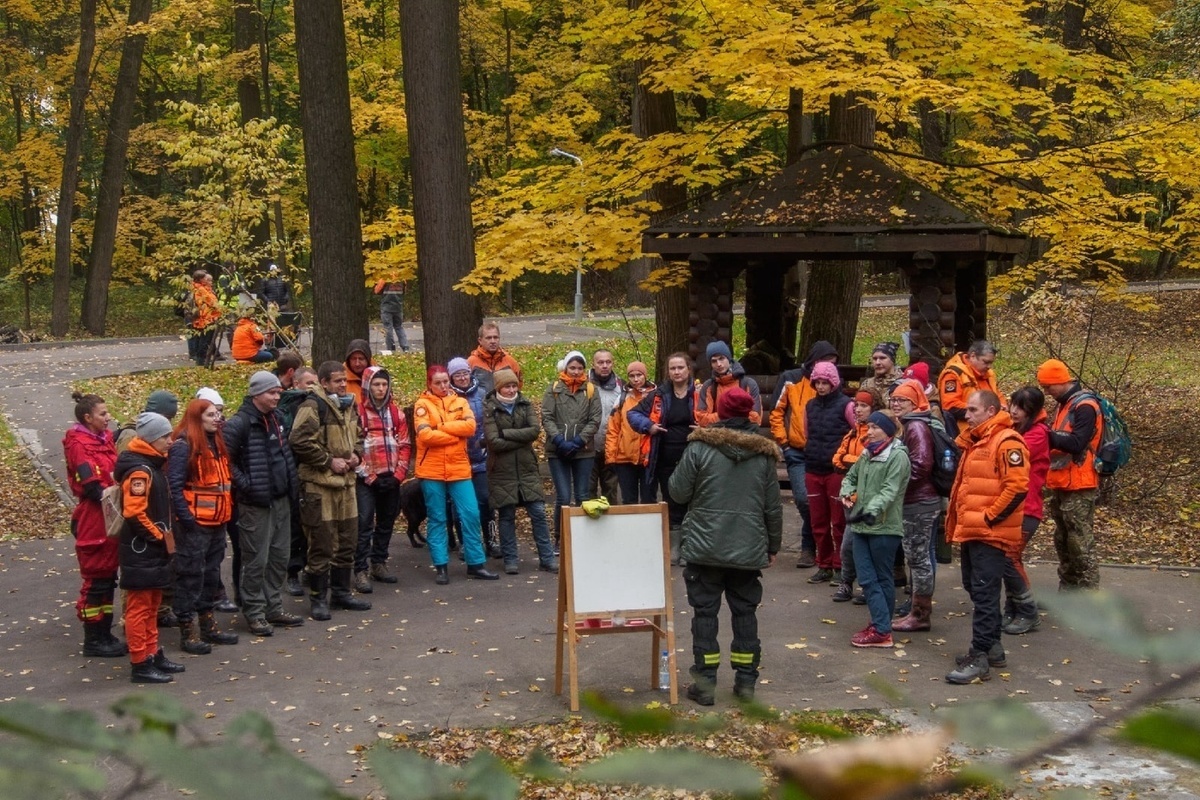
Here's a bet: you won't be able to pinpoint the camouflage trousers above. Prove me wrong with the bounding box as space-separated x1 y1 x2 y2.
1048 488 1099 590
301 484 358 575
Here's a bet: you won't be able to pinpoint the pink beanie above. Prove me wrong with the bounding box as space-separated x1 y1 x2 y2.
810 360 841 388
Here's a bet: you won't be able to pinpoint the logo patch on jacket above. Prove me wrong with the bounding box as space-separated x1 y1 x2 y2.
944 380 957 393
1008 450 1024 466
129 477 148 496
415 407 426 416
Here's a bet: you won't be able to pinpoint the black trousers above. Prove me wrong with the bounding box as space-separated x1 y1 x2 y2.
960 539 1006 654
173 523 226 621
683 564 763 686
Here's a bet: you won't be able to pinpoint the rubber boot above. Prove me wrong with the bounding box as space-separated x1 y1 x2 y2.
82 621 127 658
102 612 128 655
198 610 239 645
131 655 173 684
309 571 331 621
154 647 186 674
435 565 449 585
669 527 683 566
330 567 372 611
485 520 502 559
893 594 933 632
178 616 213 655
686 667 716 706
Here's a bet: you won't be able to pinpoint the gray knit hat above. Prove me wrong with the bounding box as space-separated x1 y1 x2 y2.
248 370 282 396
135 412 173 443
144 390 178 420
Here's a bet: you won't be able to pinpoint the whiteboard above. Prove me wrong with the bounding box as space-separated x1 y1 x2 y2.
565 505 667 614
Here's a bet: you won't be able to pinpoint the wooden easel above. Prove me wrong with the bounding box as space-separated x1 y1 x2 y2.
554 504 677 711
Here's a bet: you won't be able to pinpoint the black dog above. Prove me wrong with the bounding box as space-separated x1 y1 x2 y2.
397 479 461 551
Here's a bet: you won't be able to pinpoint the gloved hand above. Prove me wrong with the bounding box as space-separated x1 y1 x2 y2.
571 436 585 451
551 434 565 449
846 510 877 526
558 440 579 459
82 481 103 503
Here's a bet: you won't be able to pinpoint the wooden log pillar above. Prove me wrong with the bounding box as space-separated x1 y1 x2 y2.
905 251 955 367
954 258 989 352
687 258 737 382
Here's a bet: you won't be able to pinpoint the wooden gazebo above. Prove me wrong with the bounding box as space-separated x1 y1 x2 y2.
641 145 1029 382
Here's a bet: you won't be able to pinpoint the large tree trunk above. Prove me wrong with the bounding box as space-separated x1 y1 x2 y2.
294 0 369 365
398 0 481 366
798 93 873 359
80 0 152 335
51 0 96 337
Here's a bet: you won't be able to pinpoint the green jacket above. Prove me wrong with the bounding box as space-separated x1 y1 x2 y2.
541 380 601 458
839 439 910 536
289 392 363 489
668 418 783 570
483 392 543 508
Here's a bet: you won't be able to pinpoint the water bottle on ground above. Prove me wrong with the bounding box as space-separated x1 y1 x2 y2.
659 650 671 690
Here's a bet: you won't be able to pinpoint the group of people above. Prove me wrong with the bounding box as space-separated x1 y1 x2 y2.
185 264 292 365
66 315 1105 700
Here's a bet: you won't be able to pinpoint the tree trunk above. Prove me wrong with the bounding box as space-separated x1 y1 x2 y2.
80 0 151 335
798 93 873 359
294 0 369 365
52 0 96 337
398 0 481 365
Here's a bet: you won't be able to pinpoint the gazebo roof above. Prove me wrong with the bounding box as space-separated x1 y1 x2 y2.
643 145 1027 260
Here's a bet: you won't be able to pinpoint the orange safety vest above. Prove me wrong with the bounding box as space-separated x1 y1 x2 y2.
1046 394 1102 491
183 445 233 525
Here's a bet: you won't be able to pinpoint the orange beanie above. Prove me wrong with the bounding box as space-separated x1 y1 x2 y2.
890 379 929 411
1036 359 1072 386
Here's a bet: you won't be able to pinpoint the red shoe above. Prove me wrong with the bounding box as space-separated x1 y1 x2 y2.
851 624 894 648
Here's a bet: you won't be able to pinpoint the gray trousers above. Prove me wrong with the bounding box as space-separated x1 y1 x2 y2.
238 495 291 621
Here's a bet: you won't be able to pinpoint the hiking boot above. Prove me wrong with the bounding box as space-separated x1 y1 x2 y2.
198 610 238 645
266 610 305 627
153 648 186 674
852 593 866 605
101 612 128 655
893 598 912 617
851 624 894 648
538 559 560 574
686 683 715 706
485 520 503 559
353 570 373 594
331 567 373 610
1003 615 1042 635
435 565 449 585
467 565 500 580
956 641 1007 668
807 568 834 585
831 582 854 603
309 571 331 621
504 561 520 575
157 608 179 629
131 656 173 684
178 617 212 655
946 650 991 684
247 618 274 637
795 549 816 569
82 622 127 658
733 682 756 702
286 572 305 597
370 562 398 584
893 595 933 632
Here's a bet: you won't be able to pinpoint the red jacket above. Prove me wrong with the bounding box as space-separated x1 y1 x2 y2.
1021 413 1051 520
63 424 117 549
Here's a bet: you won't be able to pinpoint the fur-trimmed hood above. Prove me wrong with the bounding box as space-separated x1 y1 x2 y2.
687 420 781 462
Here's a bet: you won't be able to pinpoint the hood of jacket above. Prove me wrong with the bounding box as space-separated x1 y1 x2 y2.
801 340 839 378
345 338 372 365
687 419 780 462
361 365 393 409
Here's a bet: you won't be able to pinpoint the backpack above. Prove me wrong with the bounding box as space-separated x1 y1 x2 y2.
100 484 125 539
926 416 961 497
1073 392 1132 476
176 289 196 322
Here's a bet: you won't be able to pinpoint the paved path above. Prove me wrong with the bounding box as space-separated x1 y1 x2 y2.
0 306 1197 798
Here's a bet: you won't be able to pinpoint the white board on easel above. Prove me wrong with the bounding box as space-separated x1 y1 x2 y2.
554 503 677 711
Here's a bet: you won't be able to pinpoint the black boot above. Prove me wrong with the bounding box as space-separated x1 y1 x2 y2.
485 520 502 559
309 571 331 621
434 565 449 585
330 567 372 611
198 610 239 645
286 571 304 597
179 616 213 655
686 667 716 706
467 564 499 580
102 612 128 655
131 655 173 684
154 648 186 674
82 621 127 658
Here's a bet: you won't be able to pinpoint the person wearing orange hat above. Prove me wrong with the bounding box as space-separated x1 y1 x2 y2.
1036 358 1101 590
938 341 1005 435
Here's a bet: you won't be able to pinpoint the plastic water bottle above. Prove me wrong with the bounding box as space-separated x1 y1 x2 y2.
941 448 954 472
659 651 671 691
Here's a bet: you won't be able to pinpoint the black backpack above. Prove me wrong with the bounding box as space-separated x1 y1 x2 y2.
926 418 961 497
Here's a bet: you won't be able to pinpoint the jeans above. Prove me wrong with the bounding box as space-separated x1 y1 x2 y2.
381 307 408 351
852 532 901 634
783 449 814 554
652 448 687 527
497 500 555 566
960 540 1006 653
589 450 620 502
355 478 401 571
548 455 593 542
422 479 484 568
613 463 656 504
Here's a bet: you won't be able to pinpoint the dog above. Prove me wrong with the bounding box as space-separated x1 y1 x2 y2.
398 478 427 548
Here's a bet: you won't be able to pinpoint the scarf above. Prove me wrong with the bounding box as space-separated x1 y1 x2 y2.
558 372 587 393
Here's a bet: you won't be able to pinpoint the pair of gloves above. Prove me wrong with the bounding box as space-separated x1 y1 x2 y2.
845 509 878 526
551 434 586 459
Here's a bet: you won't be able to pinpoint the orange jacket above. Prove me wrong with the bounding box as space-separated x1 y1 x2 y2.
769 376 818 448
946 411 1028 554
191 282 221 329
938 352 1005 435
605 384 655 465
1046 391 1102 491
695 370 762 428
467 347 522 385
833 423 869 473
231 318 265 362
413 391 475 482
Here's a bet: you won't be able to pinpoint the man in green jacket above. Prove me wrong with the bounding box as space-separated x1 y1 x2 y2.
669 387 782 705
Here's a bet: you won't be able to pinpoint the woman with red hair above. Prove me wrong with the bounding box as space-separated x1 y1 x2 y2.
166 399 238 655
414 365 499 585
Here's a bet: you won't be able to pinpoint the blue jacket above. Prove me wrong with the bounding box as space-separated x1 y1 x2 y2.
452 377 487 473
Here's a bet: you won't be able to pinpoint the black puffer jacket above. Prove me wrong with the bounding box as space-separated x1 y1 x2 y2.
222 396 297 507
804 391 852 475
114 446 172 590
483 392 544 507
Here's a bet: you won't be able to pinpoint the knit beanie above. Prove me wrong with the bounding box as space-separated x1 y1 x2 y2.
867 411 897 438
890 379 929 411
627 361 648 377
1036 359 1072 386
493 367 519 391
717 387 754 420
854 390 876 407
872 342 900 363
902 362 930 388
248 370 282 397
810 360 841 388
563 350 586 369
447 357 471 377
144 390 178 420
195 387 225 407
135 412 173 443
705 340 733 361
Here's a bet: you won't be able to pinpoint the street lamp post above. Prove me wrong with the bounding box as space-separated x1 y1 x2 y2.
549 147 584 323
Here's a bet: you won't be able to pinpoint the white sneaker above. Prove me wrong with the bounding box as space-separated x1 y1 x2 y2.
379 349 394 355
